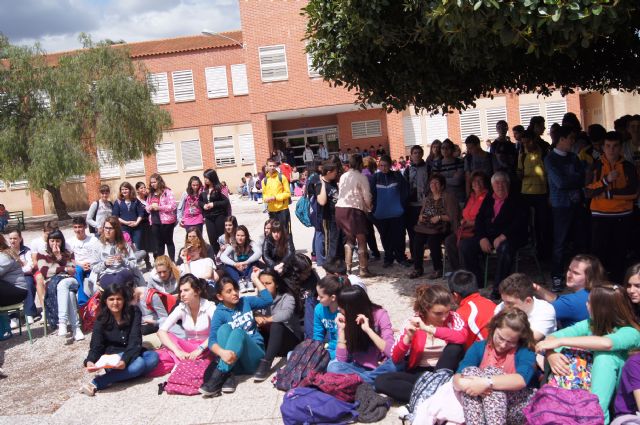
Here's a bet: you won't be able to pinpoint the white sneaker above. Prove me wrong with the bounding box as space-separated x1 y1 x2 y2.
10 318 19 329
57 325 68 337
397 405 410 420
26 316 34 325
74 328 85 341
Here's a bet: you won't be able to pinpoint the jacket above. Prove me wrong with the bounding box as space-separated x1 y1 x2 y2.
198 187 229 220
219 241 262 266
112 199 145 223
0 252 27 291
336 169 372 212
415 192 460 235
84 306 144 367
474 193 529 249
145 269 179 294
177 191 204 225
585 156 638 216
303 148 315 162
145 189 177 225
262 236 295 269
262 171 291 213
403 160 430 207
260 292 303 339
456 293 496 349
91 241 137 278
544 149 585 208
36 252 74 280
458 340 537 385
370 170 408 220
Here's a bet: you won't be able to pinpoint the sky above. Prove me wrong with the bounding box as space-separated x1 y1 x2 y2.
1 0 242 53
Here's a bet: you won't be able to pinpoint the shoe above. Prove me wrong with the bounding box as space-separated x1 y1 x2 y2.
399 260 413 268
254 359 272 382
426 270 443 280
9 318 18 330
551 277 565 293
0 315 12 341
199 368 231 397
26 316 34 325
74 328 85 341
57 325 68 337
397 405 410 420
79 382 97 397
382 261 393 269
311 255 317 262
408 270 423 279
369 254 381 262
221 373 237 393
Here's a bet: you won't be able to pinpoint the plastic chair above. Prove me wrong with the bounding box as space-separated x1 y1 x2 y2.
0 303 33 344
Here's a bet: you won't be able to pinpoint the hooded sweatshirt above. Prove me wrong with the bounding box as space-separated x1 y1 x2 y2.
371 170 408 220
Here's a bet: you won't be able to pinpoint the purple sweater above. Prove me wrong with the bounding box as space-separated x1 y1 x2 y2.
336 307 394 369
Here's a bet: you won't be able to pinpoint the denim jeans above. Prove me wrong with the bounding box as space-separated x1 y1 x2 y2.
551 206 588 278
57 277 80 329
215 324 264 375
223 264 254 283
304 292 318 339
327 358 397 384
92 351 159 390
23 275 37 316
314 230 326 266
75 266 91 307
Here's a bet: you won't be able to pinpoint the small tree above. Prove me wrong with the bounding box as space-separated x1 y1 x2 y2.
0 34 171 219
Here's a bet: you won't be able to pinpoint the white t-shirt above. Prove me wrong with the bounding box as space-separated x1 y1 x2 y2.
68 235 100 264
179 257 216 280
160 298 216 341
495 297 557 337
30 237 72 255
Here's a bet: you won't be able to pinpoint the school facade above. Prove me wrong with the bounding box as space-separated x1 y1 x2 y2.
2 0 639 217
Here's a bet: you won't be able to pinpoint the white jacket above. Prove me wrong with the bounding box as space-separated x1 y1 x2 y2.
303 148 315 162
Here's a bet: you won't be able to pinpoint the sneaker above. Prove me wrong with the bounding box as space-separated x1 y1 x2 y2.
79 382 97 397
26 316 34 325
253 359 272 382
74 328 85 341
221 373 237 393
57 325 68 337
397 405 410 420
199 369 230 397
551 276 565 293
9 318 18 330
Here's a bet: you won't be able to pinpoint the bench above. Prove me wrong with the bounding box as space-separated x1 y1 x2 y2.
6 211 25 231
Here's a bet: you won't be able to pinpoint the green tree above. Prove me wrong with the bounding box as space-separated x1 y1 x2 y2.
0 34 171 219
304 0 640 113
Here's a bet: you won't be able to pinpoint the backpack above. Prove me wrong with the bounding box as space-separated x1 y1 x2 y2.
79 290 101 332
523 384 604 425
295 194 313 227
263 173 293 205
145 288 178 316
405 368 453 421
299 370 363 403
274 339 330 391
163 358 212 396
280 387 359 425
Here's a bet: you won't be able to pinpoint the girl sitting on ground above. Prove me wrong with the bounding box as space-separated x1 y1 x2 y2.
178 233 217 283
374 284 468 403
313 275 347 360
282 253 319 339
216 216 237 261
199 274 273 397
220 225 262 292
176 227 215 265
454 308 537 425
81 283 158 396
328 285 396 384
536 284 640 424
252 268 304 382
137 255 181 335
90 216 141 288
262 220 295 273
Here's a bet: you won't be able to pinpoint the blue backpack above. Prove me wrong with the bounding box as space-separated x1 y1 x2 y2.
281 387 359 425
295 195 313 227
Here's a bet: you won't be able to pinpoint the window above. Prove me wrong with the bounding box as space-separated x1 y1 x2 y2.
485 107 508 140
306 52 321 78
545 100 567 127
180 140 203 170
147 72 170 105
124 157 145 177
230 64 249 95
204 66 228 99
214 136 236 166
97 149 120 179
425 114 449 143
258 45 288 82
459 109 482 142
351 120 382 139
9 180 28 190
172 70 195 102
0 181 5 191
238 133 256 164
155 142 178 173
520 103 541 129
66 175 85 183
403 116 422 146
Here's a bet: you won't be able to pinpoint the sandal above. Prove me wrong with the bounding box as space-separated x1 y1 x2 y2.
426 270 443 280
408 270 423 279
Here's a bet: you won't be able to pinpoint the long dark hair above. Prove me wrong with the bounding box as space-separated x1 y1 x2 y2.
178 274 207 300
46 229 71 258
203 169 221 189
260 268 303 315
186 176 203 197
233 225 252 255
149 173 167 196
97 283 134 329
269 220 289 258
589 283 640 336
224 216 238 244
337 285 381 353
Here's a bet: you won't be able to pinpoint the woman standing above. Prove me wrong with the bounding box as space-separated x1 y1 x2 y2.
0 234 28 340
335 155 374 277
146 174 177 261
426 140 443 170
86 184 114 235
199 169 230 255
177 176 205 234
433 139 466 205
112 182 145 250
135 182 152 270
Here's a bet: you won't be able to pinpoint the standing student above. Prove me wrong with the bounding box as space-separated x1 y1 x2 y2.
86 184 114 235
313 275 345 360
177 176 205 234
433 139 466 205
199 169 230 255
328 286 396 384
454 309 537 425
219 225 262 292
146 173 177 261
463 135 493 196
426 140 443 170
199 274 273 397
112 182 145 250
311 160 343 267
134 181 152 270
303 144 315 170
81 284 159 396
263 157 292 233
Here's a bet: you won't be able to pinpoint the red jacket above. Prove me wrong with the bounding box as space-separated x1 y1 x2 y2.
279 163 293 183
391 311 468 370
456 293 496 349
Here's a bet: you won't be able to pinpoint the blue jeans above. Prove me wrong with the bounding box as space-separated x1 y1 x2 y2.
314 230 326 266
551 205 588 278
75 266 91 307
215 324 264 375
223 264 254 283
304 294 318 339
92 350 159 390
23 275 37 316
327 358 397 384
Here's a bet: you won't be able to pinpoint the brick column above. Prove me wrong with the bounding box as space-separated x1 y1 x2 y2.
200 126 215 170
30 191 45 216
447 111 462 145
85 173 102 204
143 152 158 178
566 92 582 120
386 111 405 160
251 113 272 169
505 92 520 137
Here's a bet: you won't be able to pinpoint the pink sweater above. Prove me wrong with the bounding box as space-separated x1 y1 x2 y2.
335 308 394 369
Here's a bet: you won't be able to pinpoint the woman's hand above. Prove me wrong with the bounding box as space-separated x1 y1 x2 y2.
104 256 114 266
463 376 491 397
250 266 261 283
535 338 561 353
479 238 493 254
174 350 189 360
418 215 427 224
274 263 284 274
335 313 346 330
219 349 237 365
356 314 371 333
179 249 189 264
185 349 202 360
429 215 440 224
547 352 571 376
85 361 96 371
114 360 127 370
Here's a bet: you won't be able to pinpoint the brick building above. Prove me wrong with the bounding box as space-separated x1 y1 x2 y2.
2 0 639 216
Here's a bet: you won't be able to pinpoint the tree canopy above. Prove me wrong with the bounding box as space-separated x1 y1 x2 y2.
0 34 171 218
304 0 640 113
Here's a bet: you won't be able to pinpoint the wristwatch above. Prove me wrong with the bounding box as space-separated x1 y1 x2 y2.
486 376 494 389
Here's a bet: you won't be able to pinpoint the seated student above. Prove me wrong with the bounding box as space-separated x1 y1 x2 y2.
263 220 295 273
7 230 38 325
0 204 9 232
449 270 496 349
0 234 28 340
374 284 468 403
199 275 273 397
253 269 304 382
35 229 84 341
534 254 605 328
178 235 218 283
177 227 216 265
322 257 367 292
137 255 181 335
30 221 71 310
80 284 159 396
313 275 345 360
454 309 537 425
157 274 216 368
282 253 319 339
68 217 100 307
536 284 640 424
219 225 262 292
327 285 396 384
216 216 237 261
495 273 556 342
90 216 141 288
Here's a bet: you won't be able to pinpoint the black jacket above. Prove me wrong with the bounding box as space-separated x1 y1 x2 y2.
198 187 229 219
474 194 528 249
84 306 143 367
263 236 296 269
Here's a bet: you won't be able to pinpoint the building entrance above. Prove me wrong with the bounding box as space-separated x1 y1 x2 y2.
273 125 339 170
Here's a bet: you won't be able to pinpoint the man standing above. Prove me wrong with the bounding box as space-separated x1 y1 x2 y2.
263 157 292 233
586 131 638 282
403 145 429 263
303 144 315 170
318 144 329 161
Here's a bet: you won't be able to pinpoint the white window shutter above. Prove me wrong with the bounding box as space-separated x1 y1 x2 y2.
147 73 170 105
403 116 422 146
231 64 249 95
485 107 508 140
35 90 51 109
239 133 256 164
124 157 145 176
0 181 5 191
306 52 321 78
259 45 288 82
181 140 203 170
155 142 178 173
214 136 236 166
545 100 568 127
460 109 482 142
98 149 120 179
425 114 449 143
519 104 541 128
205 66 229 99
172 70 195 102
351 120 382 139
9 180 28 190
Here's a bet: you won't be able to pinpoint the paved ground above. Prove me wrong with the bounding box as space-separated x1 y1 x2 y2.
1 196 445 424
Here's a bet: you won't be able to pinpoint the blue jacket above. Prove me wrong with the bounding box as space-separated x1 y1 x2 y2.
209 289 273 348
370 170 407 220
457 340 536 385
544 150 585 208
312 303 338 359
112 199 145 222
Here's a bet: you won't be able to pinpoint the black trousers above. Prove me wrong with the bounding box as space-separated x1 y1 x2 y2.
204 214 226 255
269 209 292 235
0 283 27 307
405 205 422 258
366 218 380 257
151 222 176 261
262 322 302 363
412 232 446 273
591 214 631 283
375 216 406 264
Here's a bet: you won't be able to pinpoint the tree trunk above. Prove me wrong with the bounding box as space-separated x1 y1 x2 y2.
45 185 72 220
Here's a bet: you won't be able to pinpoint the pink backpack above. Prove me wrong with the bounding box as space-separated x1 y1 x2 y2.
146 347 178 378
163 358 211 395
523 384 604 425
299 370 363 402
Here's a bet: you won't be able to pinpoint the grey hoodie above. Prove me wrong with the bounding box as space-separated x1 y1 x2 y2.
0 253 27 291
261 292 303 339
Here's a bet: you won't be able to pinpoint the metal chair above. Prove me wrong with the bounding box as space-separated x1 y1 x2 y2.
0 303 33 344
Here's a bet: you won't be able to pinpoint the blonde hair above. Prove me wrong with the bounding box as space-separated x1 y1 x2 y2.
154 255 180 281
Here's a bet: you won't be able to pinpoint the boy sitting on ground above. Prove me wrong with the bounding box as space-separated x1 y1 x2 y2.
449 270 496 349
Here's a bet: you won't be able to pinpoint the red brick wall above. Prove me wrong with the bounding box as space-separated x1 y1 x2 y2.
271 115 338 132
447 111 462 145
336 109 389 152
505 93 520 138
30 191 45 216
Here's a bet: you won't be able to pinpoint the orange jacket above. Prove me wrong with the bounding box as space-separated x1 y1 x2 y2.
585 156 638 216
